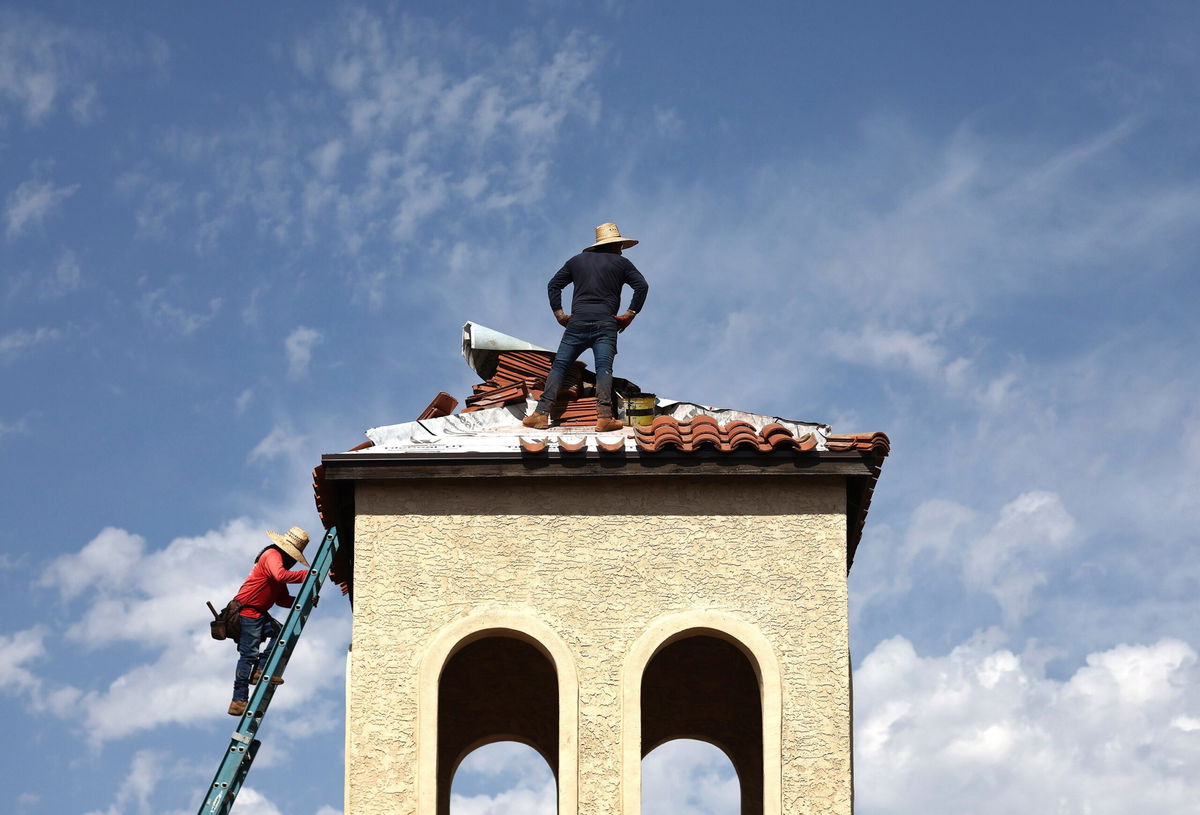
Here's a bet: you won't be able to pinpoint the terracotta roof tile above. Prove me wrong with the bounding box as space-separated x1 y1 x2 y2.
557 437 587 454
825 432 891 456
417 391 458 419
519 437 548 454
596 436 627 454
463 382 529 412
312 465 332 529
758 423 793 443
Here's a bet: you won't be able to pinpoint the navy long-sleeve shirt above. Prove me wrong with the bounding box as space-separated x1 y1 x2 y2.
547 252 649 317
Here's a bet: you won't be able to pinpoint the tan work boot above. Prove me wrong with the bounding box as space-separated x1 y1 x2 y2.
227 699 248 716
250 669 284 686
595 417 623 432
522 412 549 429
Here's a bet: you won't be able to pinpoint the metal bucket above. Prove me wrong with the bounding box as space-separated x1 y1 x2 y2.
619 393 658 427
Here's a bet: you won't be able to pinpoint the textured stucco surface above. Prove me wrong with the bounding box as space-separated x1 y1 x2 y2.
346 473 850 815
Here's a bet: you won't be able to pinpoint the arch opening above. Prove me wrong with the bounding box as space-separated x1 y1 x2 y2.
437 635 559 814
642 738 740 814
641 635 763 815
451 740 557 814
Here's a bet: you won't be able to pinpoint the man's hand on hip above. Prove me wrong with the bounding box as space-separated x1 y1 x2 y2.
614 311 635 332
555 310 571 327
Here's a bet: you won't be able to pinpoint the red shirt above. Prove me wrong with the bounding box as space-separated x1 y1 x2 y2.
234 548 308 618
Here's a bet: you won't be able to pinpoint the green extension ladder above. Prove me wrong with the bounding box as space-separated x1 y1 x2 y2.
197 526 341 815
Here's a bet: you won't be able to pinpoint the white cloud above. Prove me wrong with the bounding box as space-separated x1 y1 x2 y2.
6 247 82 300
309 138 344 178
0 9 98 125
450 742 556 815
227 789 285 815
116 170 183 238
78 748 294 815
964 491 1077 623
451 786 555 815
0 325 64 361
4 179 79 238
826 324 967 383
642 740 740 815
138 289 221 335
0 414 30 440
0 9 169 129
249 424 307 465
236 387 255 415
652 105 683 138
0 626 47 693
855 635 1200 814
48 247 81 295
285 326 322 378
39 526 146 601
0 625 81 718
856 491 1077 625
84 749 164 815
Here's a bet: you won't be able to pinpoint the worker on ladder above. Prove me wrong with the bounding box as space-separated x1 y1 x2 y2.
227 527 310 716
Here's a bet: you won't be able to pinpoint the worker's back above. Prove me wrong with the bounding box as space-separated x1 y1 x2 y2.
550 250 648 317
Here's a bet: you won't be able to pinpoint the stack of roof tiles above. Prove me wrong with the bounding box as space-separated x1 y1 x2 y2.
462 350 590 416
549 396 600 426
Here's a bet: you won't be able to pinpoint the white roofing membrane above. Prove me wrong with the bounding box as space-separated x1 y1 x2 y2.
363 398 832 454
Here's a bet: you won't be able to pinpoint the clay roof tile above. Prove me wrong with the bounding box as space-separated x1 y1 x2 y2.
597 436 627 454
557 438 587 454
519 437 548 454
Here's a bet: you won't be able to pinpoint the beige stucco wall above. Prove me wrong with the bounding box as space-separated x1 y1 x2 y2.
346 473 850 815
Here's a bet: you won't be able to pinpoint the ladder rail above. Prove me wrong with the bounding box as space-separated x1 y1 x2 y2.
197 526 341 815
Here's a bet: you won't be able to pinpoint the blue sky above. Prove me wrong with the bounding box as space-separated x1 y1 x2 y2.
2 2 1198 813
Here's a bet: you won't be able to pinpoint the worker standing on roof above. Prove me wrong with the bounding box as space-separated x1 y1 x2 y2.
227 527 310 716
523 222 649 433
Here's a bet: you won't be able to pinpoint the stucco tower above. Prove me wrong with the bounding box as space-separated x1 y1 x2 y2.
314 325 888 815
315 406 887 815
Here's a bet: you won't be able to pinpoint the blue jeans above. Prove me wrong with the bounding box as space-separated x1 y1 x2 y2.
233 613 280 702
536 316 619 416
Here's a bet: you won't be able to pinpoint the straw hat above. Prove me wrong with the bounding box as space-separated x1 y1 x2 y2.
584 222 638 251
265 526 311 566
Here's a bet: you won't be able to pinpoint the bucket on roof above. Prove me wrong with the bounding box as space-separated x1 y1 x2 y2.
619 393 657 426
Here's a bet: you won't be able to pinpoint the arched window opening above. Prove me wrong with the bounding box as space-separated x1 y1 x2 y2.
437 635 559 814
451 741 556 815
643 739 740 814
641 635 762 815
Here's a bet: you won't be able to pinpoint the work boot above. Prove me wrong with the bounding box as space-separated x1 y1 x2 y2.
227 699 248 716
522 412 549 429
250 669 284 686
595 417 623 432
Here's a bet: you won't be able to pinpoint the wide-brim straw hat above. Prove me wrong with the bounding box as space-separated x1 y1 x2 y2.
265 526 311 566
584 222 638 251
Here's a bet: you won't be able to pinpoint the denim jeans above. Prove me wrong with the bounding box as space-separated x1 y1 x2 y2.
536 316 618 416
233 613 280 702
